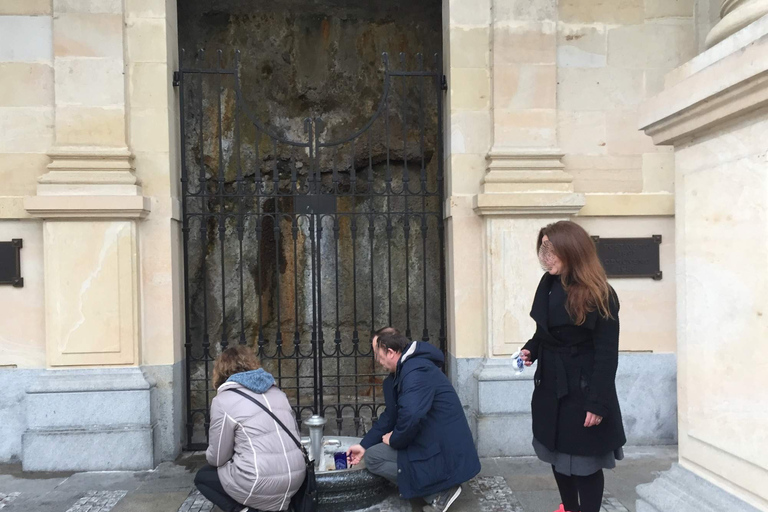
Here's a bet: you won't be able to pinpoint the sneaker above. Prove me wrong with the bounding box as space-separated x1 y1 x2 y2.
422 485 462 512
553 504 576 512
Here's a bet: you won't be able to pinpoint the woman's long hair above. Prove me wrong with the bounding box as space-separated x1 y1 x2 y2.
537 221 612 325
212 345 261 389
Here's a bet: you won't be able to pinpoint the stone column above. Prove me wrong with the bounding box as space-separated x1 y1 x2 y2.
637 15 768 512
21 0 155 471
470 0 585 457
705 0 768 47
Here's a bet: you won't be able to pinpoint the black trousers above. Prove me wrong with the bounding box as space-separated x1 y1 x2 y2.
194 465 281 512
194 465 245 512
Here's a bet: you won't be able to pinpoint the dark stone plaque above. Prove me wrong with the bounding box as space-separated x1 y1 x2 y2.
0 239 23 287
293 194 337 215
591 235 662 280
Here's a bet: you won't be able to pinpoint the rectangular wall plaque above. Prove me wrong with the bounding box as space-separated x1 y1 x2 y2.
591 235 662 280
0 239 23 287
293 194 337 215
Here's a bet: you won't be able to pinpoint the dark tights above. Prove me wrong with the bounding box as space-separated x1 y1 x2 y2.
552 466 604 512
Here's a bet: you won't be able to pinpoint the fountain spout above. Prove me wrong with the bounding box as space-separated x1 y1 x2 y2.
304 415 327 469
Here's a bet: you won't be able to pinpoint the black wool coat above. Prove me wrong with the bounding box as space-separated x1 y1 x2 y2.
523 273 626 456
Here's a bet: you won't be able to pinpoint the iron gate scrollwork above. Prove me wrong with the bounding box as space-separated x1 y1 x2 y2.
177 49 446 450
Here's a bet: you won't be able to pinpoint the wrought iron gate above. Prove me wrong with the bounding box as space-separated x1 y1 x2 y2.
177 50 446 450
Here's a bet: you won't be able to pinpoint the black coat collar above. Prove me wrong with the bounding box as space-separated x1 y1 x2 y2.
530 273 599 331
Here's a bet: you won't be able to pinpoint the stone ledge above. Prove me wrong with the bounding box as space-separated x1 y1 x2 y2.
577 193 675 217
22 425 156 471
636 464 762 512
22 367 158 471
640 25 768 145
667 14 768 88
0 196 32 219
473 191 586 216
24 195 151 219
27 367 153 393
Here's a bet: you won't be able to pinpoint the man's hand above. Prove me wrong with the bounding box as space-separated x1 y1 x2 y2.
519 349 534 366
382 432 392 446
347 444 365 466
584 411 603 428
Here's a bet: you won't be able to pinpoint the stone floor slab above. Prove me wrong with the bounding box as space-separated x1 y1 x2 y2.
177 489 214 512
64 490 128 512
0 492 20 509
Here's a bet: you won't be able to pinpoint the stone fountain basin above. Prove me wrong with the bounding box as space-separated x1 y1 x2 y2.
300 435 391 511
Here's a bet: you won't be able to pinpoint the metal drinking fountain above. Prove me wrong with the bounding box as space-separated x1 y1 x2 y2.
305 414 327 469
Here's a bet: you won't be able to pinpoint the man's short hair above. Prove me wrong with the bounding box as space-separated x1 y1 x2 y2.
373 326 400 338
376 332 411 354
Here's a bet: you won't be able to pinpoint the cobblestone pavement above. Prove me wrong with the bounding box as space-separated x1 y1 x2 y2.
0 446 676 512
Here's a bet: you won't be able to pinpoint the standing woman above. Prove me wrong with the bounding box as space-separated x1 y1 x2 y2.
520 221 626 512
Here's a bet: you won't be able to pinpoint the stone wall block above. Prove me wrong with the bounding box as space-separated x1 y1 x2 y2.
0 0 52 15
127 18 168 63
493 109 557 148
55 106 127 146
558 67 645 111
494 23 556 65
448 153 487 195
499 64 557 110
130 62 171 110
0 63 54 107
55 58 125 106
0 154 51 196
44 221 138 366
557 25 607 68
645 0 696 19
0 16 53 62
448 0 491 26
642 151 676 192
126 0 167 19
605 109 659 155
131 151 171 196
53 13 123 58
559 0 644 24
570 167 644 193
130 108 171 153
449 27 490 68
450 67 491 110
493 0 557 22
451 110 492 154
608 22 696 69
0 108 54 153
54 0 122 14
558 110 607 155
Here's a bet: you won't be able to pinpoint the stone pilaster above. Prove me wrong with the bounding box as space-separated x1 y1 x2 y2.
20 0 156 471
474 0 584 357
705 0 768 47
638 15 768 511
24 0 150 367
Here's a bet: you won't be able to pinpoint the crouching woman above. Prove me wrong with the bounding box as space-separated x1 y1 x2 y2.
195 345 306 512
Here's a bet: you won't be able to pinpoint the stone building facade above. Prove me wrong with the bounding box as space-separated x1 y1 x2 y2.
0 0 766 510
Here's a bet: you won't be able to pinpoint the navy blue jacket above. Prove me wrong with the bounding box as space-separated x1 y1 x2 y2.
360 341 481 499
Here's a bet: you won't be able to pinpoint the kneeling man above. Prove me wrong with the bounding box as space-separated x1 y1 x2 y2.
347 328 480 512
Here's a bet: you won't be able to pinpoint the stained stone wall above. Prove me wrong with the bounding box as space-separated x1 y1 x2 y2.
177 0 444 441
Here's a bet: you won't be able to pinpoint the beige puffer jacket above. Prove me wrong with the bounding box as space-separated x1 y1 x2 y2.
206 370 306 511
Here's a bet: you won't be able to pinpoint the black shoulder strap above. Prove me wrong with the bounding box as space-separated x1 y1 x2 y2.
225 388 309 462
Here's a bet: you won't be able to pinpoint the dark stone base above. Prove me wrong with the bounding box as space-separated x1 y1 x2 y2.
317 467 391 511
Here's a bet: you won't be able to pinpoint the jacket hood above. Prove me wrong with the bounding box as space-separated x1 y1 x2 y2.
226 368 276 394
398 340 444 369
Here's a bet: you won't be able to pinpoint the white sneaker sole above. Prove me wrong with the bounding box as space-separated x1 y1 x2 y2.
442 485 462 512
